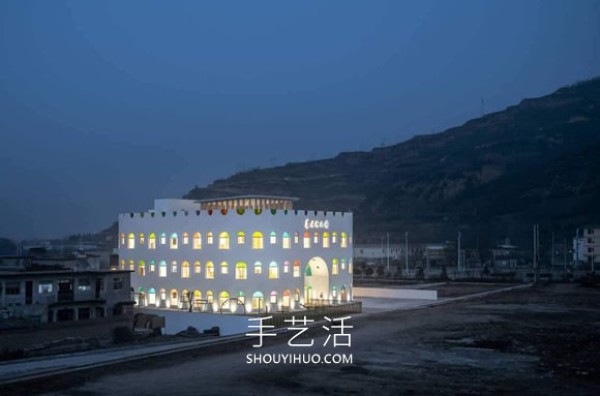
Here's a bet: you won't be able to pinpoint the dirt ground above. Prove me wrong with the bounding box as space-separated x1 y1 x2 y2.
7 283 600 395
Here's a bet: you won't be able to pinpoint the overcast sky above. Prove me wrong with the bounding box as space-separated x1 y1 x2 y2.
1 0 598 240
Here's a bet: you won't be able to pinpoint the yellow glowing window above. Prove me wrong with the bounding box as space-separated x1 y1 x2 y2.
332 259 339 275
220 261 228 274
332 232 338 244
252 292 264 310
182 232 189 245
148 233 156 249
252 232 264 249
182 261 190 278
293 260 300 277
341 232 348 248
170 233 178 249
236 262 247 279
120 259 125 270
206 290 214 303
219 232 230 249
237 291 245 304
138 261 146 276
194 261 201 274
207 232 214 245
269 261 279 279
139 233 145 245
127 233 135 249
270 231 277 245
237 231 246 245
159 261 167 277
193 232 202 249
254 261 262 274
129 260 134 271
282 232 291 249
206 262 214 279
194 290 202 301
322 232 330 248
303 232 311 248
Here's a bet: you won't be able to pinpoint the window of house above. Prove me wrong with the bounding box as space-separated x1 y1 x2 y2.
332 232 338 244
194 261 201 274
237 231 246 245
159 261 167 277
206 262 215 279
193 232 202 249
294 232 300 244
182 261 190 278
341 259 346 270
332 259 339 275
207 232 214 245
170 233 178 249
38 281 53 294
293 260 300 277
171 261 178 273
322 232 330 248
282 232 291 249
270 231 277 245
236 262 247 280
220 261 229 275
182 232 189 245
269 261 279 279
120 233 125 246
139 233 145 245
252 232 264 249
219 232 230 250
254 261 262 275
160 233 167 245
283 260 290 273
148 233 156 249
127 233 135 249
113 277 123 290
138 261 146 276
150 260 156 272
78 278 91 291
303 232 311 248
313 231 319 244
129 260 134 271
341 232 348 248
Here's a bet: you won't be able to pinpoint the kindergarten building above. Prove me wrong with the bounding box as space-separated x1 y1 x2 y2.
118 196 353 314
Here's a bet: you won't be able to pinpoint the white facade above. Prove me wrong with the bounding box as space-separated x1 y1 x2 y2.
118 197 353 314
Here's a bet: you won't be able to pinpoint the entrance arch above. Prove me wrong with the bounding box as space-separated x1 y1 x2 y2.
304 256 329 304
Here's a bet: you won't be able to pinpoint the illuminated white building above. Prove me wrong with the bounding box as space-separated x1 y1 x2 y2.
118 196 353 314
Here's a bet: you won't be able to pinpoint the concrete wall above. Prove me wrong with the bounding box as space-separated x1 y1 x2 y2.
353 287 438 300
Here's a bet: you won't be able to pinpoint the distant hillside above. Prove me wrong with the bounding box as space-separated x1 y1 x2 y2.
186 78 600 249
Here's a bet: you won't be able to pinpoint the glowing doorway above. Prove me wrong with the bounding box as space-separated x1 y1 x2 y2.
304 256 329 304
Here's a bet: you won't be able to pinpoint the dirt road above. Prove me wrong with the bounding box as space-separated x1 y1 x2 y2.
13 284 600 395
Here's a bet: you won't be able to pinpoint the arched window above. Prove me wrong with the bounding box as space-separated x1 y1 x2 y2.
237 291 245 304
236 262 247 279
194 261 201 274
149 260 156 272
283 260 290 274
332 258 339 275
341 258 346 270
303 232 311 248
294 232 300 244
182 261 190 278
170 233 178 249
139 233 145 245
270 231 277 245
293 260 300 277
252 232 264 249
220 261 229 274
160 233 167 245
282 290 291 307
252 291 264 311
148 233 156 249
270 290 278 304
159 288 166 302
269 261 279 279
219 232 230 250
313 231 319 244
349 260 353 274
193 232 202 249
120 233 125 246
129 260 134 271
159 261 167 277
171 261 177 273
341 232 348 248
194 289 202 302
207 232 214 245
148 288 156 305
182 232 189 245
206 262 214 279
282 232 291 249
219 291 230 310
127 233 135 249
206 290 214 304
322 232 330 248
332 232 338 244
237 231 245 245
254 261 262 274
120 259 125 270
170 289 178 308
332 286 338 299
138 260 146 277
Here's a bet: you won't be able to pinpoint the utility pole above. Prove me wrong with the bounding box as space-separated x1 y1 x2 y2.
457 231 462 273
386 232 390 273
404 231 409 276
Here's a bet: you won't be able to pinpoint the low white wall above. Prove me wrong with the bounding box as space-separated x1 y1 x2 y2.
353 287 438 300
141 308 250 336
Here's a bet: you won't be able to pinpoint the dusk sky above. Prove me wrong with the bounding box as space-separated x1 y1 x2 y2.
1 0 598 240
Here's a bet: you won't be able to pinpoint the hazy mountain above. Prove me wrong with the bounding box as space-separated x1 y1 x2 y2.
184 77 600 249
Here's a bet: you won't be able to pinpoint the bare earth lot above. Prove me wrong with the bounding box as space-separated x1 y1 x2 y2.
7 283 600 395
